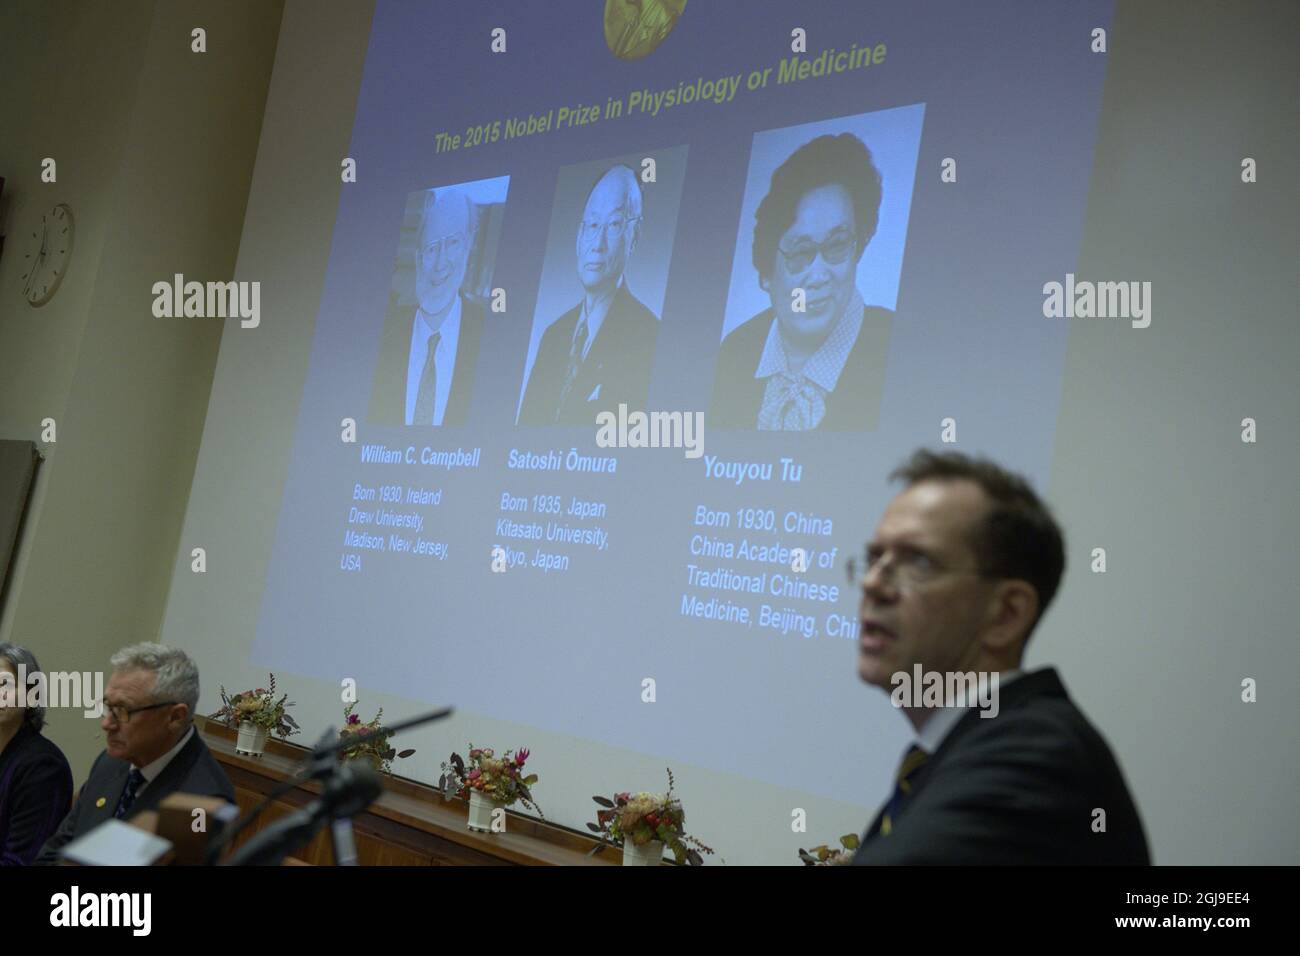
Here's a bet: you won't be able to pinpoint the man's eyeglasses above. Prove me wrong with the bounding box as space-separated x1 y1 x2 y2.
778 231 857 273
846 545 989 591
579 215 640 245
101 701 179 725
421 232 466 263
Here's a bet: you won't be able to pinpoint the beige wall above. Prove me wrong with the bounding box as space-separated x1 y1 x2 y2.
0 0 284 779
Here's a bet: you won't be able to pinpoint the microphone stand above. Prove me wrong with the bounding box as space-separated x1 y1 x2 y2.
211 706 453 865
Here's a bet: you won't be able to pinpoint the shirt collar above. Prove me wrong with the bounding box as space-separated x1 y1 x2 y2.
915 668 1024 754
136 724 194 783
754 288 865 392
416 293 463 343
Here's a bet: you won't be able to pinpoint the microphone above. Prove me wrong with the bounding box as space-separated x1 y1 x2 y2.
221 762 382 866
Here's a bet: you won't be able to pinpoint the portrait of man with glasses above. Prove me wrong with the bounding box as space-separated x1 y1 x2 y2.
711 130 894 431
517 163 661 426
369 179 508 428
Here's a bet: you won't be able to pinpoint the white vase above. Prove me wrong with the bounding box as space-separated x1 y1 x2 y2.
623 838 665 866
467 790 504 832
235 721 269 757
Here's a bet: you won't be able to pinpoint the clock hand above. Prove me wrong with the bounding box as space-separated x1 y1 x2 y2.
25 248 46 296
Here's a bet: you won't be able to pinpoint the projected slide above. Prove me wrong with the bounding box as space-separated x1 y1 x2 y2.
251 0 1111 801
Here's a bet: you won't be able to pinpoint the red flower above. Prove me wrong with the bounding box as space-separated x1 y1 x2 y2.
347 714 360 725
515 748 529 766
466 769 482 780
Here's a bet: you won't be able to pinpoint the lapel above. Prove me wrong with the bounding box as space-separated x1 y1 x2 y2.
568 284 634 408
925 667 1066 766
83 757 131 829
370 302 413 425
857 668 1067 846
130 731 201 815
445 297 483 425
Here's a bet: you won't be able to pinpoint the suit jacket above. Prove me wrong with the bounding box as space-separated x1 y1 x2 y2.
853 668 1151 865
36 728 235 865
368 294 487 427
709 305 891 431
518 282 659 426
0 724 73 865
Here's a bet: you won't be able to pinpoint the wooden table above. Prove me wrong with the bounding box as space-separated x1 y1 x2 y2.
200 718 621 865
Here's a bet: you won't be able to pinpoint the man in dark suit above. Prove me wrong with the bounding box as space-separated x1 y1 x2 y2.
518 165 659 425
37 643 233 864
369 188 486 428
849 450 1150 865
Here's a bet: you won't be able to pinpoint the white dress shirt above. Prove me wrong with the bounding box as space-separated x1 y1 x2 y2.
405 295 463 426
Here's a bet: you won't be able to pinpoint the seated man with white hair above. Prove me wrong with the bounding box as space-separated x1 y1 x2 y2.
37 643 234 864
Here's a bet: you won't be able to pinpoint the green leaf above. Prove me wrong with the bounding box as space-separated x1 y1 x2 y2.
840 833 860 850
522 774 538 786
592 795 615 808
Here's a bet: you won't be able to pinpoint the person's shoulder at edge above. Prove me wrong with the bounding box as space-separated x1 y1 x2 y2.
718 307 775 360
460 292 488 325
614 283 660 328
190 730 236 801
707 309 774 427
24 728 73 773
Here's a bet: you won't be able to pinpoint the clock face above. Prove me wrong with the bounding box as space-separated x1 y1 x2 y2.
21 203 74 306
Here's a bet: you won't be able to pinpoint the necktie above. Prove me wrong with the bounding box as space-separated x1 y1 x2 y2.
556 316 588 420
414 331 441 425
879 744 929 837
115 768 147 819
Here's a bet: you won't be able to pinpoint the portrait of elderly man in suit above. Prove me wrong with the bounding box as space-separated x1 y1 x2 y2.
711 132 893 432
369 186 490 428
518 164 660 426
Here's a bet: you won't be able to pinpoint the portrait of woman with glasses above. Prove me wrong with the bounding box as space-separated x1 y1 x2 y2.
711 131 894 431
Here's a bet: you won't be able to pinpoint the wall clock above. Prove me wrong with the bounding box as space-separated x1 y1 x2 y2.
21 202 74 307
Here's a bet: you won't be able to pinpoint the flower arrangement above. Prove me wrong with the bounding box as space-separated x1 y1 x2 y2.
339 701 414 774
798 833 860 865
209 673 299 739
589 769 714 866
439 745 542 816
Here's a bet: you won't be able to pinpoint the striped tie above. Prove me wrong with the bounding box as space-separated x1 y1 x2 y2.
880 744 929 837
114 768 146 820
414 331 441 425
556 316 588 420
